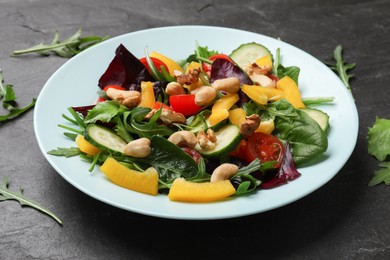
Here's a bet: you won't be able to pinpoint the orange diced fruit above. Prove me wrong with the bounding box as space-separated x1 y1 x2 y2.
75 135 100 156
168 178 236 202
100 157 159 196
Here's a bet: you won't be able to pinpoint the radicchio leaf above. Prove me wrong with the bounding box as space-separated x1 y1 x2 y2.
210 58 252 84
98 44 154 89
260 141 301 189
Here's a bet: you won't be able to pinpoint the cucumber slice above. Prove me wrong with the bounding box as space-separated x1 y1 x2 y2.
300 108 330 132
85 124 127 154
194 124 241 158
229 42 272 72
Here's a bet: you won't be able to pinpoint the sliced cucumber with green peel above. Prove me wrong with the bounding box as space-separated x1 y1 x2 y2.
85 124 127 154
194 124 241 158
229 42 272 72
300 108 330 132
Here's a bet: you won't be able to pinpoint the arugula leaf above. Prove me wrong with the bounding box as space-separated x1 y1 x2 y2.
0 69 36 123
84 101 124 124
0 177 62 225
47 147 81 157
328 45 355 96
277 64 300 84
11 28 109 58
368 162 390 186
368 117 390 161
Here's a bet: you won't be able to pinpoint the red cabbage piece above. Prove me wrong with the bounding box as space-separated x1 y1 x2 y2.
98 44 154 89
260 141 302 189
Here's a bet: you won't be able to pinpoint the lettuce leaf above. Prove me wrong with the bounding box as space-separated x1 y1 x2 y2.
368 117 390 161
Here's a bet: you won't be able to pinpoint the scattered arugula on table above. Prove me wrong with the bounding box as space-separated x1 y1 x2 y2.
11 28 110 58
0 69 36 123
0 177 62 225
328 45 356 97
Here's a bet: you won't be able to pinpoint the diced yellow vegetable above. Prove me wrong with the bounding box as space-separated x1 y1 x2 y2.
255 118 275 134
255 55 273 69
208 94 239 126
228 108 246 127
75 135 100 156
276 76 305 108
100 157 159 196
150 51 184 75
168 178 236 202
241 84 283 105
138 81 155 109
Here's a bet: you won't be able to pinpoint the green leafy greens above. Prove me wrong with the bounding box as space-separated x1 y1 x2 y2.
0 177 62 225
11 28 109 58
328 45 356 97
368 117 390 186
0 69 36 123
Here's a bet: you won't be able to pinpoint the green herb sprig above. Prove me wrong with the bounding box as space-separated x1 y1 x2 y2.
0 69 36 122
11 28 109 58
328 45 356 97
0 177 62 225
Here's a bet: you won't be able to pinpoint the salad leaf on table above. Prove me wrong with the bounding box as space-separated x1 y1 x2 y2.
368 117 390 186
0 177 62 225
0 69 36 123
328 45 356 97
11 28 109 58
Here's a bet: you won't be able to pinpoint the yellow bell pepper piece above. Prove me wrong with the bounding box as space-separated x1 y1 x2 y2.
241 84 283 105
228 108 246 127
276 76 305 108
150 51 184 76
138 81 155 109
255 118 275 134
255 55 273 69
100 157 159 196
209 94 239 126
75 135 100 156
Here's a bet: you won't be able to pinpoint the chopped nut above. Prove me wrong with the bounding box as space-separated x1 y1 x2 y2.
123 138 151 158
206 128 217 143
194 86 217 106
168 131 198 148
249 74 276 88
175 68 200 85
197 129 216 150
210 163 239 182
166 82 185 95
211 77 240 93
106 88 141 108
146 108 186 124
248 63 272 76
240 114 261 138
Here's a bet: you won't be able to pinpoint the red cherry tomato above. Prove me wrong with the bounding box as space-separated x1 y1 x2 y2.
96 85 125 102
169 94 202 116
154 101 172 110
139 57 169 74
202 54 233 74
231 133 284 168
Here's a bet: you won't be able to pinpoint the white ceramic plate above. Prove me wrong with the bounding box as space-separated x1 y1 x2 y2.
34 26 358 220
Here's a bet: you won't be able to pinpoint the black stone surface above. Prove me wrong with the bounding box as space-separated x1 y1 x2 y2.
1 0 389 259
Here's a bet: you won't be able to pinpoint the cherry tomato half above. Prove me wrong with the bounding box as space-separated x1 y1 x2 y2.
139 57 169 74
231 133 284 168
169 94 202 116
96 85 125 103
154 101 172 110
202 54 233 74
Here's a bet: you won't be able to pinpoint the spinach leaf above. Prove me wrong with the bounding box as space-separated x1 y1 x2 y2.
145 135 198 184
273 109 328 165
277 64 300 84
84 101 124 124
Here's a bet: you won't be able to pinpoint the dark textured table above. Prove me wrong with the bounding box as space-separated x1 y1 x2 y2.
1 0 389 259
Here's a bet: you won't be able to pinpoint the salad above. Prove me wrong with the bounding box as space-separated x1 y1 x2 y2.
49 42 331 202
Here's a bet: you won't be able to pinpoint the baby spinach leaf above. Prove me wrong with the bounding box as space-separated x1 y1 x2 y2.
84 101 124 124
145 135 198 184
